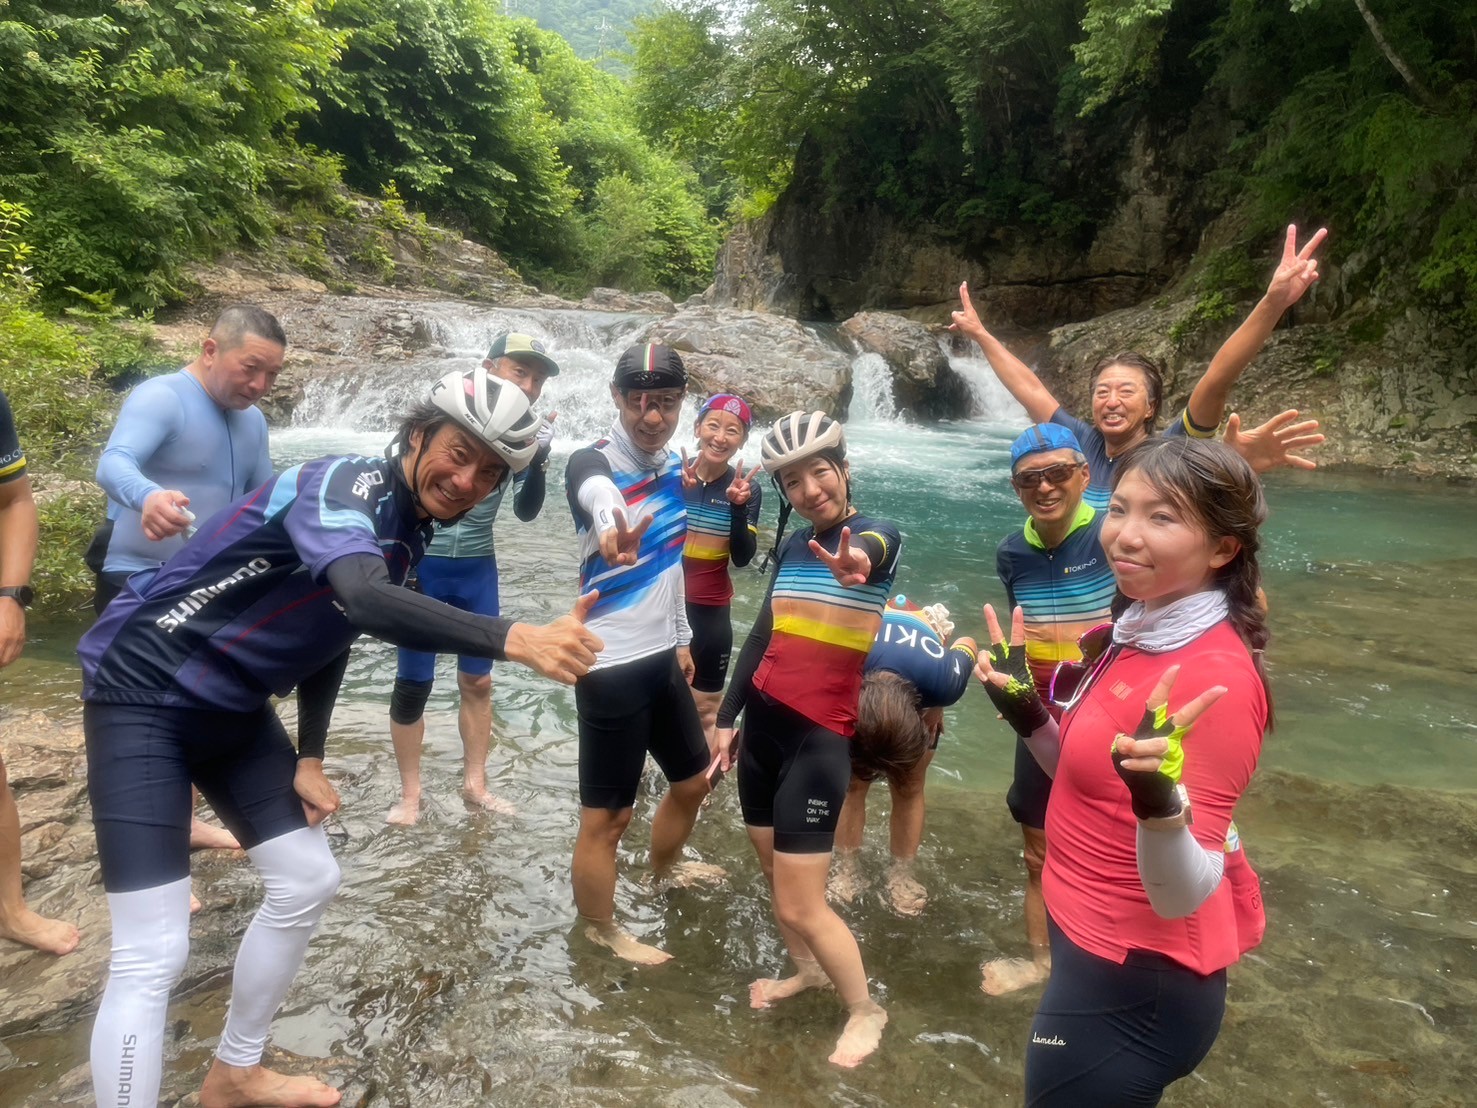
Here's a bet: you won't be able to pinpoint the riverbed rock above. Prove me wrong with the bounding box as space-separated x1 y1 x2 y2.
839 311 972 420
580 287 677 315
636 306 854 421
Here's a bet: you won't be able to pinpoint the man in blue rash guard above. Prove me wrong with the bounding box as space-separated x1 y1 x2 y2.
77 368 602 1108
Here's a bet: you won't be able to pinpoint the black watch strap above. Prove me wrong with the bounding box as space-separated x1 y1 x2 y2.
0 585 34 608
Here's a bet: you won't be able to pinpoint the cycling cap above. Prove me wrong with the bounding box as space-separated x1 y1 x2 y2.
699 393 753 428
614 343 687 390
487 332 560 377
427 368 543 474
760 410 846 475
1010 423 1083 468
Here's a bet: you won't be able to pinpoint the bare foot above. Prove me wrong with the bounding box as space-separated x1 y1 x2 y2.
199 1060 340 1107
748 957 829 1009
885 868 927 916
190 817 241 851
980 955 1051 996
827 855 866 905
830 999 888 1068
385 795 421 826
584 921 674 966
461 784 517 816
190 889 203 914
0 906 80 956
650 860 726 889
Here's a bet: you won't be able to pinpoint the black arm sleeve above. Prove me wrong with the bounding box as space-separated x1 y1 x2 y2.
325 553 514 658
295 649 350 761
513 443 550 522
716 560 781 728
857 532 890 584
729 498 758 568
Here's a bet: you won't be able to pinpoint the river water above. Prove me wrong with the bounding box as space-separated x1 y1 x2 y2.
4 305 1475 1106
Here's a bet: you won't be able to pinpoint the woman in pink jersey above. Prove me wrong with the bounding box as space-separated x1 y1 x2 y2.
977 436 1270 1107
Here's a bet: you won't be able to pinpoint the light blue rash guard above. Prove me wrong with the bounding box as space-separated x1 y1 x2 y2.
96 369 273 575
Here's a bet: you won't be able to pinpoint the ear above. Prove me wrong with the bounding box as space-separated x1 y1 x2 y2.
1208 535 1240 570
609 383 622 405
201 337 219 364
407 426 426 455
482 358 495 371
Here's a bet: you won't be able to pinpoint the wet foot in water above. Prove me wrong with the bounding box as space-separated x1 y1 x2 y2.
827 853 866 905
650 860 726 889
190 817 240 851
749 958 829 1009
0 906 79 955
980 955 1051 996
585 921 674 966
461 783 517 816
385 794 421 826
884 866 927 916
199 1061 341 1107
829 1000 888 1068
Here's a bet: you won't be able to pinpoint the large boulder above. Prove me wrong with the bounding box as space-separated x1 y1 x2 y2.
839 311 972 420
580 287 677 314
636 306 854 421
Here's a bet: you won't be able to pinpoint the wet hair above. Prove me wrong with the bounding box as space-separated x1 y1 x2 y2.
1112 437 1274 725
210 304 287 352
1089 352 1164 431
852 671 931 786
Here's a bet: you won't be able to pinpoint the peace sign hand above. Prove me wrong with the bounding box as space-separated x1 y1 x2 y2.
807 526 872 586
1265 224 1328 312
974 603 1049 737
1110 664 1227 822
679 448 701 490
726 459 763 506
597 507 652 567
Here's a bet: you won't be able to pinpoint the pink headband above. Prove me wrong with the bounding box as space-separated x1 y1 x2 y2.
699 393 753 428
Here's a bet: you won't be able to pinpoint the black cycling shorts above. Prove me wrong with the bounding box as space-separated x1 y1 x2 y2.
84 702 308 893
736 689 852 854
574 649 710 810
685 601 733 693
1007 733 1054 830
1025 918 1228 1107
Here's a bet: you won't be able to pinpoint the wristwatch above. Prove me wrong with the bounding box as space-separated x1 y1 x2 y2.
0 585 34 608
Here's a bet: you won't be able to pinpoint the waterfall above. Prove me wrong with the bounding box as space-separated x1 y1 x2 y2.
849 352 899 425
946 349 1029 426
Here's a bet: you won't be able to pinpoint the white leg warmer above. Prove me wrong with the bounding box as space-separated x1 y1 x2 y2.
215 824 340 1067
90 876 193 1108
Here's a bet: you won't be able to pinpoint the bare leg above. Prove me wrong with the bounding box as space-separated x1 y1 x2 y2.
885 749 932 916
981 824 1052 995
690 688 722 746
745 826 825 1007
190 786 241 851
0 758 78 955
200 1062 340 1108
456 671 513 815
649 771 723 887
574 806 671 965
386 715 425 826
828 776 869 904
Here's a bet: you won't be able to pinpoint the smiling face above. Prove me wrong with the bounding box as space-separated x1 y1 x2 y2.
406 423 508 521
1100 469 1239 610
776 455 849 530
1090 363 1155 448
1011 447 1090 530
487 355 549 404
201 333 285 410
695 408 748 466
612 385 684 454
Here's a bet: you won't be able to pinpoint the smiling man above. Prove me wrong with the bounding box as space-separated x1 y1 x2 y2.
982 422 1118 997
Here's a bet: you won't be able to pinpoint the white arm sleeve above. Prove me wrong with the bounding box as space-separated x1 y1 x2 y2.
674 556 692 646
1136 824 1226 919
576 474 625 536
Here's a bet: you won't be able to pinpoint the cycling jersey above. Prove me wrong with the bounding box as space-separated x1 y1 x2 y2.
864 603 975 709
80 454 431 712
565 434 690 669
682 467 761 605
0 389 24 483
1050 408 1212 510
996 503 1117 694
96 369 273 574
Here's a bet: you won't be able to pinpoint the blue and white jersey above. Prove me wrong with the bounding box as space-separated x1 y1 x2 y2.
80 455 430 711
565 438 689 669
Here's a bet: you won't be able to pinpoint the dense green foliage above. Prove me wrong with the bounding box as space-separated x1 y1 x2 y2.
630 0 1477 321
515 0 656 63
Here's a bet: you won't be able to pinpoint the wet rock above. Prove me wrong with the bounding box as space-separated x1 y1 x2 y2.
635 306 853 421
660 1086 748 1108
580 287 676 315
839 311 972 420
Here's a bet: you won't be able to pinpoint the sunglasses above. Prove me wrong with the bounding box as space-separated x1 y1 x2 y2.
1048 622 1116 710
1011 462 1084 490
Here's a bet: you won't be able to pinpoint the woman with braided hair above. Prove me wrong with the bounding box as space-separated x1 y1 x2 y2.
977 435 1271 1107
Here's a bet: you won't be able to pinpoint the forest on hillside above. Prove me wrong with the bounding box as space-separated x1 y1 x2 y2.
515 0 657 63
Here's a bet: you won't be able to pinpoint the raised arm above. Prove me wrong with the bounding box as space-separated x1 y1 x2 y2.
1184 225 1327 432
950 281 1060 424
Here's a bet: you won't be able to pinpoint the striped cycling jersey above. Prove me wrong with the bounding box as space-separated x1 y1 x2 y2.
0 389 25 483
1050 408 1212 510
995 502 1116 695
80 455 430 712
753 513 902 736
566 438 688 669
864 603 976 709
682 466 761 606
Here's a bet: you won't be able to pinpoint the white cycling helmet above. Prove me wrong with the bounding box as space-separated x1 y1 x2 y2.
427 367 543 474
760 410 847 475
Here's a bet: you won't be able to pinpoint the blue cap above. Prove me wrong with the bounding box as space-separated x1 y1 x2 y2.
1010 423 1082 469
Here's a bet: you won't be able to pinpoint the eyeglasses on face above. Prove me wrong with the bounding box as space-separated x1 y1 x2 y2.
1011 462 1084 490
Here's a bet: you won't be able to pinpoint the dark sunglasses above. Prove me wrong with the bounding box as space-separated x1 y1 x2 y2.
1011 462 1084 490
1048 622 1116 710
